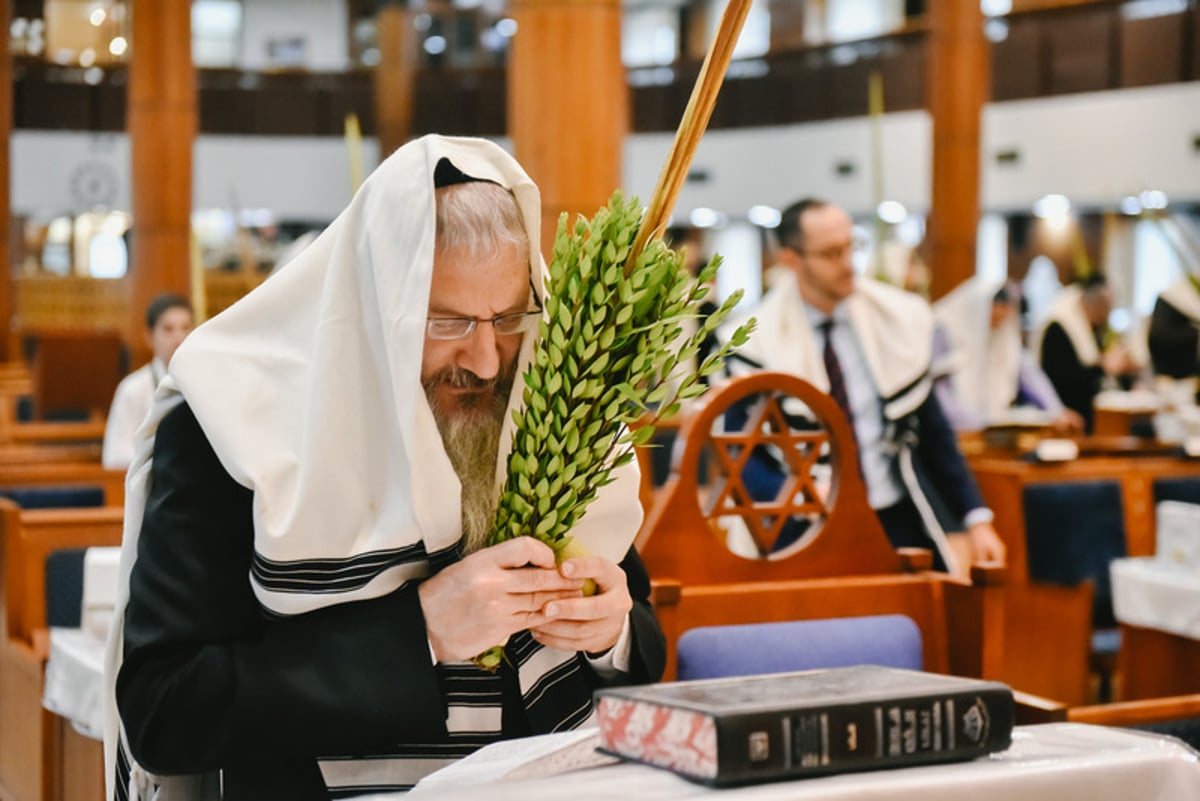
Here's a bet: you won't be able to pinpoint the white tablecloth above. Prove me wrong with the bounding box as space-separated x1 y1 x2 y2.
81 545 120 641
390 724 1199 801
1111 556 1200 640
42 627 106 740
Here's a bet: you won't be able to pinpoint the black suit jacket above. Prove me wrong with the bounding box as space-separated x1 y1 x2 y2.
117 402 665 800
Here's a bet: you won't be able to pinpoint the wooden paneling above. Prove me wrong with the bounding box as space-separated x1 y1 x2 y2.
780 54 835 122
991 16 1044 100
1119 12 1186 88
1044 6 1115 94
1193 5 1200 80
0 1 12 363
1119 624 1200 701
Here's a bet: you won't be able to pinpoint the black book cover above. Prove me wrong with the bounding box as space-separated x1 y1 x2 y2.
595 665 1013 786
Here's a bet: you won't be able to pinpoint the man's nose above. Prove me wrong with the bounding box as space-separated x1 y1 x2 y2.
457 322 501 380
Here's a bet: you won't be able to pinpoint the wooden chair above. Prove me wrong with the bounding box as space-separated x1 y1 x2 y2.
971 452 1200 704
26 331 125 423
634 372 1006 682
0 463 125 508
0 499 124 801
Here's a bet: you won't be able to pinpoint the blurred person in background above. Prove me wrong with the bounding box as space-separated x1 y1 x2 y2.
102 292 193 469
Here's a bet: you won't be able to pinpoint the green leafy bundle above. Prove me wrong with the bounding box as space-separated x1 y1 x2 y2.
474 190 754 670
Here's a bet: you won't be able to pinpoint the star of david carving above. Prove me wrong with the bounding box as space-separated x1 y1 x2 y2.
701 392 831 556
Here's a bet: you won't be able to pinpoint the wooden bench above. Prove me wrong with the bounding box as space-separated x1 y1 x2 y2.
0 443 104 467
634 372 1006 682
0 500 124 801
970 449 1200 704
0 463 125 508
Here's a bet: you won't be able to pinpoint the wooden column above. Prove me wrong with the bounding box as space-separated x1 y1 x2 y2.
127 0 195 363
0 0 12 360
926 0 988 301
508 0 626 256
374 1 418 160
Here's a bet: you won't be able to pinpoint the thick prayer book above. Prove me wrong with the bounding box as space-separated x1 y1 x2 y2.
595 665 1013 786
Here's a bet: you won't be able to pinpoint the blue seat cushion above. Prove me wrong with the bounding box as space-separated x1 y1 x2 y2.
676 614 924 682
1023 480 1126 628
0 486 104 509
1153 476 1200 507
45 548 88 629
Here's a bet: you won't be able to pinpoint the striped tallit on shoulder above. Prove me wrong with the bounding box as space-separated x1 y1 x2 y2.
317 632 595 796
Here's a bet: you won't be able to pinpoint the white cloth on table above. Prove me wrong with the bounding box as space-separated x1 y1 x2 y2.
366 723 1200 801
1111 556 1200 640
82 546 120 642
44 627 106 740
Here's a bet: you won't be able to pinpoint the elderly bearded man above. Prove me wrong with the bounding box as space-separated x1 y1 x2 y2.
105 136 666 801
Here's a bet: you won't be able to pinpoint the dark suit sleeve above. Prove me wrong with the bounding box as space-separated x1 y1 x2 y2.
1148 297 1200 379
912 391 986 522
117 403 448 776
614 547 666 685
1040 321 1104 432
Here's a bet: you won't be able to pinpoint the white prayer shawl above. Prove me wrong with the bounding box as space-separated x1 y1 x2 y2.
721 273 961 572
725 272 935 421
1032 284 1100 368
103 135 643 800
1161 277 1200 325
933 278 1023 424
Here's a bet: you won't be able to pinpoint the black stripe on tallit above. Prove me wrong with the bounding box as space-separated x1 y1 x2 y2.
251 540 462 595
114 736 132 801
318 634 593 796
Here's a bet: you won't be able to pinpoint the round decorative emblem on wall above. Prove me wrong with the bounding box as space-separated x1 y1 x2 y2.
69 160 120 208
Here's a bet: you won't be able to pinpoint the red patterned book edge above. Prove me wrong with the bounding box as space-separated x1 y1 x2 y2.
596 695 719 779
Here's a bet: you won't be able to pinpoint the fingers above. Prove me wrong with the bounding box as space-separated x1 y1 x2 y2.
558 555 625 592
486 536 559 569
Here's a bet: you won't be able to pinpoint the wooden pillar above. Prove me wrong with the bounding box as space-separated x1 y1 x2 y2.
0 0 12 360
374 1 419 160
507 0 626 257
127 0 195 363
926 0 988 301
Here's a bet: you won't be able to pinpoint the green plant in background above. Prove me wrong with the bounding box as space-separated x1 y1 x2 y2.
473 190 754 670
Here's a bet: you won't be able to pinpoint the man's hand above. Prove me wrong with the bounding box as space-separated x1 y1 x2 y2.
418 537 584 663
1049 408 1085 436
529 554 632 655
967 522 1007 564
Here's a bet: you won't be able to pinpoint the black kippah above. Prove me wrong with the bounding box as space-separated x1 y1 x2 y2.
433 158 478 188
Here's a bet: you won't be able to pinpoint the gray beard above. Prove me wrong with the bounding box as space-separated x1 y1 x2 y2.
424 368 514 555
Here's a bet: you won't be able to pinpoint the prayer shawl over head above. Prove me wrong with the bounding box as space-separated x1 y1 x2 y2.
1032 284 1100 368
720 272 962 571
103 135 643 799
724 272 935 422
933 278 1022 424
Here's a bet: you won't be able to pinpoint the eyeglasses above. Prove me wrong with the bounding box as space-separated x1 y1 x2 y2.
799 238 866 262
425 309 542 340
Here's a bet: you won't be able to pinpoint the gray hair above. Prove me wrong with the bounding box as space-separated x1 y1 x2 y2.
435 181 530 261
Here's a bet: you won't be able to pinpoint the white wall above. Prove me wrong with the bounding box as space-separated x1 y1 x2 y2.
239 0 349 71
11 83 1200 224
11 132 380 222
194 135 380 220
624 111 932 220
982 83 1200 210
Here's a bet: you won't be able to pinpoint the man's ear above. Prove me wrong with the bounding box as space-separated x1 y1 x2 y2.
143 328 155 353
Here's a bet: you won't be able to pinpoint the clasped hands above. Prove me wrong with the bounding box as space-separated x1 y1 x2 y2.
418 536 631 664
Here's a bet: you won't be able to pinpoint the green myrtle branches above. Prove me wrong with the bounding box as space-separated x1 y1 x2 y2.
490 190 753 555
472 191 753 671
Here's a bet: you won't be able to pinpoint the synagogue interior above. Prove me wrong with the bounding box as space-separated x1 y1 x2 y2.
1 0 1200 800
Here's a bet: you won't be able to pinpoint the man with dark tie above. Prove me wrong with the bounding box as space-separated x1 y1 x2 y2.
722 198 1005 573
